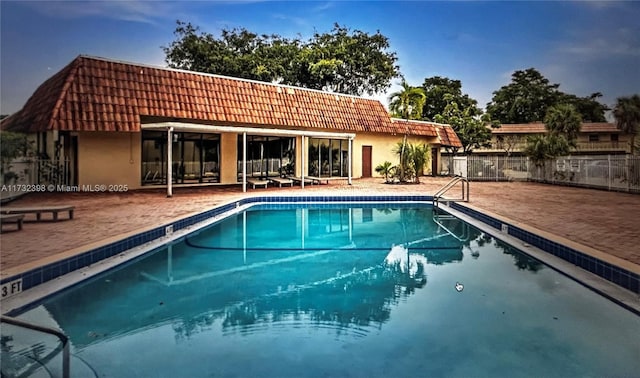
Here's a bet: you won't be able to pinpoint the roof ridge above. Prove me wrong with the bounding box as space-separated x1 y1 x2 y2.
390 117 450 127
76 54 378 102
47 57 83 130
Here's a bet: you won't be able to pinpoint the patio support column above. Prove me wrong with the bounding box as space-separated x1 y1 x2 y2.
167 127 173 197
242 132 247 193
348 137 353 185
301 135 306 189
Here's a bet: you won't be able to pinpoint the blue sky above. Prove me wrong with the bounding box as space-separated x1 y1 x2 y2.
1 1 639 118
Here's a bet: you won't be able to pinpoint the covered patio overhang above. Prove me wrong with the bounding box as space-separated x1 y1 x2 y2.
142 122 356 197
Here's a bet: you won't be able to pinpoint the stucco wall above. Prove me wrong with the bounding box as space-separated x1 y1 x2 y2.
74 131 440 187
78 132 141 189
352 133 439 177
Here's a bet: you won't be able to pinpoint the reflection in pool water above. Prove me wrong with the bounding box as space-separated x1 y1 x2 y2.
5 205 640 378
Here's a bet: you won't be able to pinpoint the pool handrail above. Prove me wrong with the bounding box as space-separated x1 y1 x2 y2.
433 175 469 209
0 315 70 378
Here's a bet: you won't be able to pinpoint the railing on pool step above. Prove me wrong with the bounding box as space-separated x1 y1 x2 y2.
433 175 469 209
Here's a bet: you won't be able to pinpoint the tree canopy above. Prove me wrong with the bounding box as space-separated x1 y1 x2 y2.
163 21 400 96
419 76 478 121
434 94 495 154
613 94 640 155
486 68 607 124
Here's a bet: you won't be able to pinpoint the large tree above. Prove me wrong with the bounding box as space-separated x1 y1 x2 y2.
419 76 478 121
613 94 640 155
163 21 400 96
486 68 608 124
561 92 608 123
486 68 562 124
434 94 495 155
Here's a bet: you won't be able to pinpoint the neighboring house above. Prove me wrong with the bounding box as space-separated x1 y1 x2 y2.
474 123 630 155
0 55 461 191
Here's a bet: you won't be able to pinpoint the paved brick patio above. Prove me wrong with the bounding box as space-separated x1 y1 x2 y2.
1 178 639 275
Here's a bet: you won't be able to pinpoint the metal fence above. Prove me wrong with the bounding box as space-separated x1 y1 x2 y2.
1 159 71 188
528 155 640 193
442 154 640 193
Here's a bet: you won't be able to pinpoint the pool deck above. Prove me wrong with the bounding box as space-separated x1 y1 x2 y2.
1 178 639 279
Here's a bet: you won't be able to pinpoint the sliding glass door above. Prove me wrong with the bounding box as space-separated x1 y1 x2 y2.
141 131 220 185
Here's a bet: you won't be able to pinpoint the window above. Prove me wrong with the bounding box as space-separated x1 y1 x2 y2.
588 134 599 142
141 131 220 185
308 138 349 177
611 134 619 142
237 136 295 180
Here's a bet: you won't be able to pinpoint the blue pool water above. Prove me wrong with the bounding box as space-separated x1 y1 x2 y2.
5 204 640 377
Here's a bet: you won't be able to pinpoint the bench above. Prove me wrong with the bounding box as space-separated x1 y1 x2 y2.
0 214 25 231
0 205 75 221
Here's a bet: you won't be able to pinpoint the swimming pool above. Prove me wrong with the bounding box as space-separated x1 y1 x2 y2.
2 203 639 377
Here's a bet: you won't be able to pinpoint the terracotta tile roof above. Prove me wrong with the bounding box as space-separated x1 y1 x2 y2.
436 124 463 148
1 55 397 134
491 122 621 134
388 118 461 147
390 118 438 137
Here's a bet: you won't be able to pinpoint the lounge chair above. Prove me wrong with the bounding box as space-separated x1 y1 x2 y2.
269 177 293 187
288 176 315 186
246 178 269 189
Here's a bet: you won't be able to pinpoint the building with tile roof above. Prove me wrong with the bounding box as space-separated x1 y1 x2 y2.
474 122 630 155
1 55 461 192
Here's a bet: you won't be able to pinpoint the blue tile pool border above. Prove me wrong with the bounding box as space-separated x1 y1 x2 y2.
449 201 639 294
2 195 637 298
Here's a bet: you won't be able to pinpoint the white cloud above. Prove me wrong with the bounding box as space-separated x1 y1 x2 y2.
271 13 309 28
312 2 335 12
17 0 180 25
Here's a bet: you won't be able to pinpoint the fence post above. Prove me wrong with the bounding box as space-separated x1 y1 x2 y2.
627 155 631 193
608 155 611 191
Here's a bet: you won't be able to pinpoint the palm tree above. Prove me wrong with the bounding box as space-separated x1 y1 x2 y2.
392 139 413 182
613 95 640 155
544 103 582 148
388 81 425 182
375 161 394 183
408 144 430 183
388 80 426 120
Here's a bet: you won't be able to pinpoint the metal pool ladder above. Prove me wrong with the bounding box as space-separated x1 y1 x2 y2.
433 175 469 209
1 315 70 378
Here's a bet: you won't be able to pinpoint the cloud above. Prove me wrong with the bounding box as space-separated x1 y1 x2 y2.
572 0 626 10
271 13 309 28
561 30 640 58
312 2 335 12
16 0 181 25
